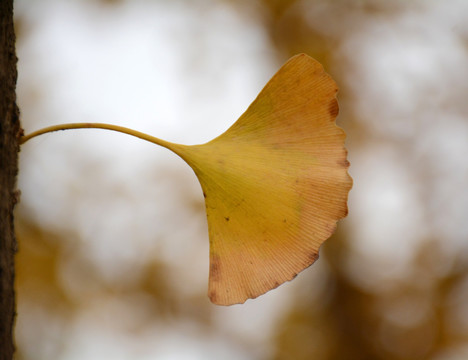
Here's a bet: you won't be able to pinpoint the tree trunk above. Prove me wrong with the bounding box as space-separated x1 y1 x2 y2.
0 0 20 358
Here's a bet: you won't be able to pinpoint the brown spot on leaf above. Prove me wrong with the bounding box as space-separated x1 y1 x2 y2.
210 254 221 282
309 251 319 264
337 159 350 167
224 216 230 222
328 98 339 118
208 290 218 303
343 206 349 217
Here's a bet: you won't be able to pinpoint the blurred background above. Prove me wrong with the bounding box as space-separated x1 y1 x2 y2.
14 0 468 359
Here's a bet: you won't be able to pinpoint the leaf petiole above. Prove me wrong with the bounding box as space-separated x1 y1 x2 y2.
19 122 183 154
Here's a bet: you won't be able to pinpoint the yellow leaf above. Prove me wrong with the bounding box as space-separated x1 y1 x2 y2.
20 54 352 306
175 54 352 305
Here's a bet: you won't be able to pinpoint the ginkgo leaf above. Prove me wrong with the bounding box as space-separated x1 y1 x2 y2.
173 53 352 305
20 53 352 306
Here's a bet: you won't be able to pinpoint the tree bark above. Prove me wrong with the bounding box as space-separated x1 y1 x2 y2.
0 0 19 358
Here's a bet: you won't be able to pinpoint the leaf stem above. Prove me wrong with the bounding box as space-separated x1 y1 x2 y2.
20 122 185 154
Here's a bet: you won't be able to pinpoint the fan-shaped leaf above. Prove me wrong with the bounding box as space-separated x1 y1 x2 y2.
175 54 352 305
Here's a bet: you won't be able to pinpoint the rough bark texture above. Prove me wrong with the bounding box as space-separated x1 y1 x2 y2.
0 0 19 358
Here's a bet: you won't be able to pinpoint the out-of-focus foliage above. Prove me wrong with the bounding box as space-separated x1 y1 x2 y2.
15 0 468 359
